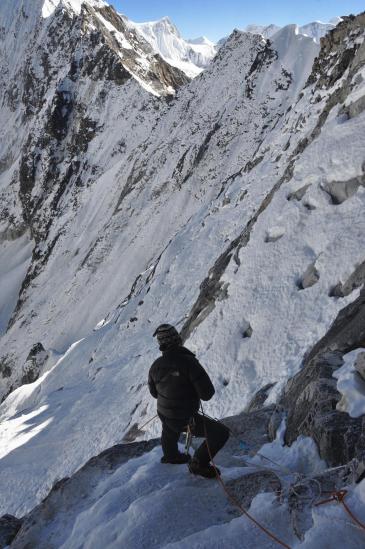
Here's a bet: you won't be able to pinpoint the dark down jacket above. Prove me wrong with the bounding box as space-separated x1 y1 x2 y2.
148 346 215 420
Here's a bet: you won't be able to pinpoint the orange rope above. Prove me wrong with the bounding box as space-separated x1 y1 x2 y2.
315 490 365 533
138 414 158 431
200 404 292 549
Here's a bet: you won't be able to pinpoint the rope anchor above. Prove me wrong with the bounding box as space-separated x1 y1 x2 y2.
315 490 365 533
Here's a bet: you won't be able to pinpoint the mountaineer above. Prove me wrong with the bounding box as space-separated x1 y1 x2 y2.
148 324 229 478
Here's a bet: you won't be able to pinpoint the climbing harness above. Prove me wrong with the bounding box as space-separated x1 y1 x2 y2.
200 402 293 549
315 489 365 533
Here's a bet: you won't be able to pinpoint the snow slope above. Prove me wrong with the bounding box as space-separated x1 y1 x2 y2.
0 2 364 543
8 429 365 548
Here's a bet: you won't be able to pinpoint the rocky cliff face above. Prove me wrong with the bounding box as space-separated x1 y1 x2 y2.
0 0 187 397
0 3 364 544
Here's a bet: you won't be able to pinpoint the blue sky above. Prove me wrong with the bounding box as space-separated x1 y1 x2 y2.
110 1 364 41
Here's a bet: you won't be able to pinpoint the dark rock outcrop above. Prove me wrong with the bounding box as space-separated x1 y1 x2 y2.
322 173 365 204
245 383 276 412
355 352 365 381
297 262 320 290
307 287 365 360
341 93 365 119
281 288 365 466
281 351 365 466
287 184 311 201
329 259 365 297
227 470 281 508
0 514 22 548
307 12 365 90
0 355 13 380
221 406 281 464
21 342 48 385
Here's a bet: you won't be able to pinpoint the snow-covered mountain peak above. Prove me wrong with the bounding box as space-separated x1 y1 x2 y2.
153 15 182 36
41 0 107 18
244 17 344 43
244 23 281 38
130 16 217 78
187 36 214 46
132 15 182 40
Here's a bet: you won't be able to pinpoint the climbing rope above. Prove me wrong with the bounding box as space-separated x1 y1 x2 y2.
315 490 365 534
200 403 293 549
127 410 363 543
200 410 294 475
122 414 158 443
138 414 158 432
198 410 326 501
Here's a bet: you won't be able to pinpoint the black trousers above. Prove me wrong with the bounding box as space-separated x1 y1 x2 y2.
158 412 230 465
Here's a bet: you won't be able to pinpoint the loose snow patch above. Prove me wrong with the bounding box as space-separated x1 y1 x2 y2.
333 348 365 417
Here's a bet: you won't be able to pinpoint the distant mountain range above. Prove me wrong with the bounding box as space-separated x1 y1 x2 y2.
126 15 344 77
